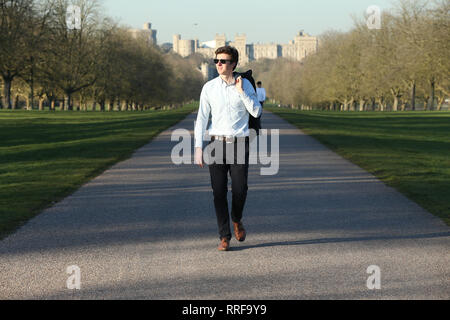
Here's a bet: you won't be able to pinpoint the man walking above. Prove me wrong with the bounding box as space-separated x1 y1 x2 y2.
256 81 266 107
194 46 262 251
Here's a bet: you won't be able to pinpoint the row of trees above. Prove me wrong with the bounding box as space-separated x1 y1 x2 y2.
248 0 449 111
0 0 203 111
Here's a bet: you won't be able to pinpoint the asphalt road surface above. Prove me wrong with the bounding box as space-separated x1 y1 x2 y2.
0 110 449 299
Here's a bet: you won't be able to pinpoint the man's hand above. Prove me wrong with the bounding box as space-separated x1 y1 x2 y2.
236 76 244 94
195 147 204 168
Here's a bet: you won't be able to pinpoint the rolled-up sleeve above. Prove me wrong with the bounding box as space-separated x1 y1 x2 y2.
239 79 262 118
194 87 211 149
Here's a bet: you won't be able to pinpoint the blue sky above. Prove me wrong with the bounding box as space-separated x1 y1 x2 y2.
103 0 396 44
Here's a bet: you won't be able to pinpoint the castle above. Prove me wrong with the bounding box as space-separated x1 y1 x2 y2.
127 23 318 81
128 23 158 45
173 32 319 64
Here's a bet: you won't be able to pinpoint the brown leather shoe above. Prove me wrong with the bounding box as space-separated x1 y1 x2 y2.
233 222 246 242
218 238 230 251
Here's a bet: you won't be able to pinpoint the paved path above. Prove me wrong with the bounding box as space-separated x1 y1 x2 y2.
0 111 449 299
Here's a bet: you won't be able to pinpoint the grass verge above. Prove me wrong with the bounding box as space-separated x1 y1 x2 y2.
0 103 197 239
266 104 450 226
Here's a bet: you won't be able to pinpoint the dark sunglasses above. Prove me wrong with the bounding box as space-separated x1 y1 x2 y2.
214 59 232 65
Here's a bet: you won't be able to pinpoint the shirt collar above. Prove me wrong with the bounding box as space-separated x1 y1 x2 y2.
218 75 237 87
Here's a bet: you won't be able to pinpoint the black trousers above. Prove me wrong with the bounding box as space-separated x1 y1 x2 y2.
207 137 250 240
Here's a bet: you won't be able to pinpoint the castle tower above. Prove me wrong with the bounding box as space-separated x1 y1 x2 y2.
195 38 200 51
215 34 226 48
294 31 318 61
172 34 195 57
234 34 249 65
173 34 181 54
128 22 157 46
142 22 157 45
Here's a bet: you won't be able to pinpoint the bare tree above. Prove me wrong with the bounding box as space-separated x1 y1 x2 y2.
42 0 101 110
0 0 38 108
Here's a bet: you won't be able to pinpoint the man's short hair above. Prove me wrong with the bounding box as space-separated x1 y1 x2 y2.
257 81 262 86
215 46 239 70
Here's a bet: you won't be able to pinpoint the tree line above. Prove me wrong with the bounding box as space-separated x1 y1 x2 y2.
247 0 449 111
0 0 204 111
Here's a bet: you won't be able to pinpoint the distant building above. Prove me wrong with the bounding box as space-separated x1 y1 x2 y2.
173 34 196 57
129 23 157 45
195 39 216 59
200 62 219 82
253 42 282 60
229 34 250 65
172 31 318 65
160 42 173 53
282 31 318 60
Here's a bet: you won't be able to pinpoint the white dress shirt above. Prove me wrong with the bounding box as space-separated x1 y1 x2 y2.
194 76 262 149
256 87 266 102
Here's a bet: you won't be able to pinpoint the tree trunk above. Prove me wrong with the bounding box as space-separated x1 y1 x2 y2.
436 96 444 111
400 100 406 111
29 56 34 111
100 100 105 112
28 89 34 110
2 76 13 109
115 98 120 111
392 96 399 111
25 96 30 110
370 98 376 111
391 88 401 112
39 97 44 111
359 99 366 112
92 101 97 111
107 99 113 112
429 80 435 111
423 96 429 111
13 95 20 110
349 97 355 111
411 81 416 111
28 93 33 110
51 99 55 111
343 99 348 111
376 97 384 111
79 95 85 111
64 94 72 111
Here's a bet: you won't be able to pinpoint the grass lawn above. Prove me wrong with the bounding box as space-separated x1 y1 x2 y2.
0 103 198 239
266 105 450 226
